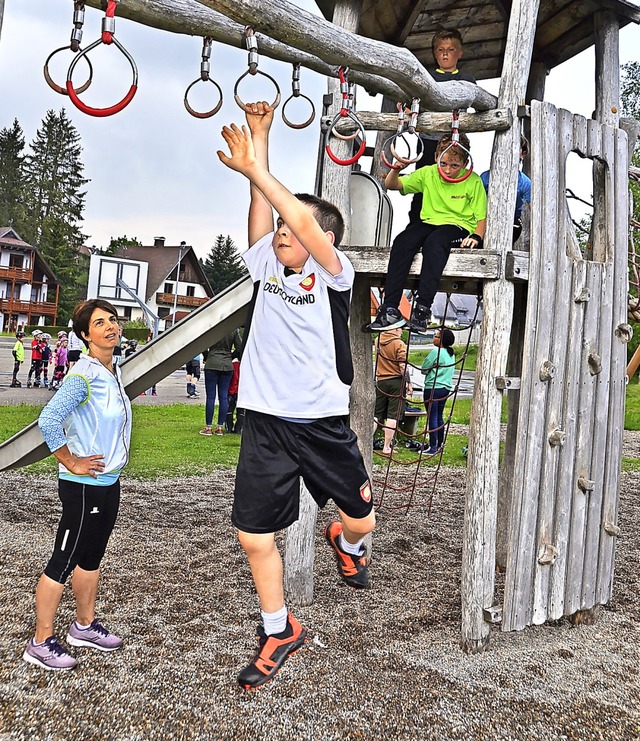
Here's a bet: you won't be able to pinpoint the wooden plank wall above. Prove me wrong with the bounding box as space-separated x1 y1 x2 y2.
502 101 628 631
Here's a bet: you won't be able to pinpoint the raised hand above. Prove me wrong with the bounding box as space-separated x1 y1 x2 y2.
245 101 274 136
217 123 257 173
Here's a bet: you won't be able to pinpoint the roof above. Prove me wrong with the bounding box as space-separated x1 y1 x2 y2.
111 244 213 301
0 227 59 284
315 0 640 81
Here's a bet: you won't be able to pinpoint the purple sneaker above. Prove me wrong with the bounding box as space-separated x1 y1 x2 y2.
23 636 77 671
66 620 123 652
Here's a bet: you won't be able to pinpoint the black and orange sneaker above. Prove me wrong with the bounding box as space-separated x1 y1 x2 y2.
237 613 307 690
324 521 369 589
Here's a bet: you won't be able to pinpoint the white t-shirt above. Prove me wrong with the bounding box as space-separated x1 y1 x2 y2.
238 233 355 419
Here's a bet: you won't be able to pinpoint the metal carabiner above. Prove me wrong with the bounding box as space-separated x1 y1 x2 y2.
184 37 223 119
233 27 281 113
437 109 473 183
281 63 315 130
330 67 360 141
43 2 93 96
66 0 138 117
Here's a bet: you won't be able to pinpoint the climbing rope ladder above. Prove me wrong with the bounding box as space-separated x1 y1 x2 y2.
372 293 481 515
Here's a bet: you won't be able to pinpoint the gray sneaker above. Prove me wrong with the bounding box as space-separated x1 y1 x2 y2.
67 620 123 652
23 636 77 671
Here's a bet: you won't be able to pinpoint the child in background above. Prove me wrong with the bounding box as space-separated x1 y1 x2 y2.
185 355 201 398
39 334 52 388
27 329 43 388
10 331 26 387
225 357 244 433
367 132 487 334
51 338 68 391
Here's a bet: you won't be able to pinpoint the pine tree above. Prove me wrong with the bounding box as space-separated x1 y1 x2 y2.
200 234 247 294
0 118 27 231
22 109 89 321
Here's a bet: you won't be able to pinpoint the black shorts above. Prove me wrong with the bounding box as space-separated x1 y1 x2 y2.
67 350 82 363
185 360 201 379
233 410 373 534
44 478 120 583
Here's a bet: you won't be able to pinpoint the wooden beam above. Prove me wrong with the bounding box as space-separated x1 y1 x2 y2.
329 108 512 135
490 0 512 22
397 0 428 45
461 0 541 654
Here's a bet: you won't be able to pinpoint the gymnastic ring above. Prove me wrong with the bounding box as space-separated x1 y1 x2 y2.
184 77 223 119
437 144 474 183
233 69 281 113
281 93 316 129
44 46 93 95
389 132 424 164
66 36 138 117
324 111 367 166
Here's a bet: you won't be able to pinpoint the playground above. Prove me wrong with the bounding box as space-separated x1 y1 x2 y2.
0 463 639 738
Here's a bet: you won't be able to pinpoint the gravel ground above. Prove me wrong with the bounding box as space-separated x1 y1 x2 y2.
0 462 639 740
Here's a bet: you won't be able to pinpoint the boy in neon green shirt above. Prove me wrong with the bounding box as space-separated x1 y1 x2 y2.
366 132 487 334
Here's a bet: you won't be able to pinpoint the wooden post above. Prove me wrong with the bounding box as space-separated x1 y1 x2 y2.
495 62 547 571
627 344 640 381
461 0 541 653
284 0 362 605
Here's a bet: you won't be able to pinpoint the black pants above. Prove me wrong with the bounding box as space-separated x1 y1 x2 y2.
382 222 467 310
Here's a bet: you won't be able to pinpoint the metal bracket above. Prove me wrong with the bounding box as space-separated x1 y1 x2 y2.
495 376 521 390
483 605 503 624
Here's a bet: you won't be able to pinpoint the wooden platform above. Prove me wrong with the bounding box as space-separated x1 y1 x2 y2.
343 246 530 295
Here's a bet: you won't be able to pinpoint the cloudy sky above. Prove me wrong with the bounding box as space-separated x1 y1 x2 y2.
0 1 637 258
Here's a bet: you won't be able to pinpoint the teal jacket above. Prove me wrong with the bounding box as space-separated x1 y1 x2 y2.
421 347 455 390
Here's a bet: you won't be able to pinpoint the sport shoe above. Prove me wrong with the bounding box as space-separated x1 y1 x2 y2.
66 620 123 652
364 305 406 333
238 613 307 689
324 521 369 588
214 425 224 436
23 636 77 671
406 302 431 334
199 427 212 436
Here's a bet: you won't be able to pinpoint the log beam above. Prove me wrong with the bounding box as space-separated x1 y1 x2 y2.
81 0 497 110
461 0 541 654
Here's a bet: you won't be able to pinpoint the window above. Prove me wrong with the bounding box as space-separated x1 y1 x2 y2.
186 286 195 297
98 259 141 300
158 307 170 318
164 282 174 294
9 254 23 268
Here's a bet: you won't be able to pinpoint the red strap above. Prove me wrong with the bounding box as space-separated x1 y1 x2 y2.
66 80 137 117
102 0 117 44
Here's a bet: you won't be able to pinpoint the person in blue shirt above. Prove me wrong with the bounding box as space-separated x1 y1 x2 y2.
480 135 532 244
23 299 131 672
421 328 456 455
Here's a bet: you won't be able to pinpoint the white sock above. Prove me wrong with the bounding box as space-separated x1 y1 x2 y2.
339 532 364 555
261 605 288 636
75 621 92 629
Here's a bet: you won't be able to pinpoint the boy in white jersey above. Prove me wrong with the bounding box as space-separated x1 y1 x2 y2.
217 102 376 690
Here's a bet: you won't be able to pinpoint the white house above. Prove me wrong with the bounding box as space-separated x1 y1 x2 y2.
86 237 213 331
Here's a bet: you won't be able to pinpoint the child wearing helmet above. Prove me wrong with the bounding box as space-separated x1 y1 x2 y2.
27 330 43 388
11 332 26 387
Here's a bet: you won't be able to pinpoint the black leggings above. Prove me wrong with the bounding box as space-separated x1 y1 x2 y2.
44 478 120 583
383 222 467 310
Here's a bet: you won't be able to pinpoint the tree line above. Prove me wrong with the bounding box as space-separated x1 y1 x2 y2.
0 109 246 323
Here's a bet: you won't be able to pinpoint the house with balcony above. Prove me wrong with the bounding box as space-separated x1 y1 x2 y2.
0 227 59 333
86 237 213 330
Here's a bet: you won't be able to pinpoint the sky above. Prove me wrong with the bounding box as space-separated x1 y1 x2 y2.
0 1 638 259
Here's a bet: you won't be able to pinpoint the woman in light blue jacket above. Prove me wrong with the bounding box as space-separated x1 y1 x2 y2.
24 299 131 672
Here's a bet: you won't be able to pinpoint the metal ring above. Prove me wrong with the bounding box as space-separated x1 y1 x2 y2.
184 77 223 119
44 46 93 95
389 132 424 165
233 69 281 112
281 93 315 129
67 36 139 117
324 111 366 166
437 144 474 183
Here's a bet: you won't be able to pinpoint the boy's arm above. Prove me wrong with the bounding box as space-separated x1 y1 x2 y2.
384 168 405 192
218 123 343 275
245 102 275 246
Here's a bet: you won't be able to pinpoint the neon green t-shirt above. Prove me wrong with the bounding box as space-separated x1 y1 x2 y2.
399 164 487 234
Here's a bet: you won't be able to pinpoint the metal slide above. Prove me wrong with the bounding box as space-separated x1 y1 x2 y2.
0 277 254 471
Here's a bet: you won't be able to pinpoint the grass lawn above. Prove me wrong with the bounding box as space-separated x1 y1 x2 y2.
408 344 478 372
1 384 638 479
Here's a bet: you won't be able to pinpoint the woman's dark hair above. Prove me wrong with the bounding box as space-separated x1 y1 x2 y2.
72 299 119 348
440 328 455 356
294 193 345 247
